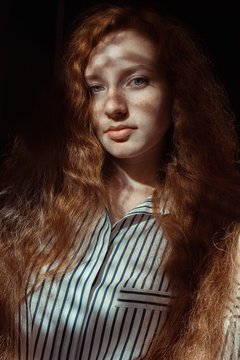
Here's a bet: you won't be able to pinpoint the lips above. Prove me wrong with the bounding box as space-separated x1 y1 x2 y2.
106 125 135 141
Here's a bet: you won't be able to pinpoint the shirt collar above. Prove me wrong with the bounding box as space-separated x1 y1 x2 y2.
126 196 169 217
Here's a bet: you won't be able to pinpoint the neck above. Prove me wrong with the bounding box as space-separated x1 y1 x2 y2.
111 158 157 189
104 154 162 224
105 151 163 200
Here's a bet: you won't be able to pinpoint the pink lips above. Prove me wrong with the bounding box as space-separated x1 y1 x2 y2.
107 125 134 141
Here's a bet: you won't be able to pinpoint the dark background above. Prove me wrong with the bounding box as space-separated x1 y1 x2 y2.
1 0 239 160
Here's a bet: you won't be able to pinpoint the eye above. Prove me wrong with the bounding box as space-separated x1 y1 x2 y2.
129 77 149 87
89 85 105 94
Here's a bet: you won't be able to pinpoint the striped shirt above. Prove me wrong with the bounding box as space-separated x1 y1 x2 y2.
17 197 172 359
222 280 240 359
17 197 240 359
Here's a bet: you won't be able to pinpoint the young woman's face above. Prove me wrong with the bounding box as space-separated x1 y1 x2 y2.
85 30 172 162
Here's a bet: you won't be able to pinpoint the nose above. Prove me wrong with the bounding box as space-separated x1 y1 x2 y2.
104 88 128 121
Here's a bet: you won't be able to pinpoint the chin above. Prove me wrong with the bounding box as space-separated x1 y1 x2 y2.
106 143 141 159
110 153 132 159
110 151 139 159
106 148 132 159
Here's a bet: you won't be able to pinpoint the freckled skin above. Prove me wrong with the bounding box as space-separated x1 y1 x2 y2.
85 30 172 164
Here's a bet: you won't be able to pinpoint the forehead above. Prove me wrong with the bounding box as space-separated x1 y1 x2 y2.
85 30 159 75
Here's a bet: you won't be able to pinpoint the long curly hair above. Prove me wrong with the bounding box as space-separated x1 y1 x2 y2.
0 4 239 359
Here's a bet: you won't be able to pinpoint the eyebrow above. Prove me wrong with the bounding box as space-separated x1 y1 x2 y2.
85 64 155 81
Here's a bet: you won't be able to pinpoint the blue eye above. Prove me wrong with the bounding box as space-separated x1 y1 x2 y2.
90 85 104 93
130 77 148 87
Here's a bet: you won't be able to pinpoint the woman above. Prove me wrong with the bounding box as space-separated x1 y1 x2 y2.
0 4 239 360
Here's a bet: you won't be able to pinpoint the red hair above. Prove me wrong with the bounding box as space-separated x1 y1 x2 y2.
0 4 239 359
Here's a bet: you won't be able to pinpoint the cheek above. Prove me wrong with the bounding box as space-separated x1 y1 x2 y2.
90 103 101 132
133 85 171 114
151 91 172 126
92 121 102 139
134 96 171 125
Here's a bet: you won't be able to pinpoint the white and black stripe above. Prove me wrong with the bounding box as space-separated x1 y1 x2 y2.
16 196 239 359
220 280 240 360
17 197 172 359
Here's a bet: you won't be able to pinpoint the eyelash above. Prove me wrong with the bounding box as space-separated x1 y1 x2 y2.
129 77 149 87
89 85 105 94
88 76 149 94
